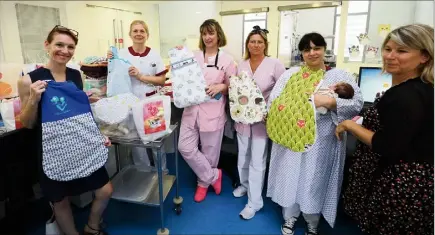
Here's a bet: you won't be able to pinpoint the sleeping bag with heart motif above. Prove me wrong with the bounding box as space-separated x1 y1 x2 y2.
266 66 324 152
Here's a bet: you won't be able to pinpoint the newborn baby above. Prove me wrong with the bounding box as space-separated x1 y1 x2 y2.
315 82 354 114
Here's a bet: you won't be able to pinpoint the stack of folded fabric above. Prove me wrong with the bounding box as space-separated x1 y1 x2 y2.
158 79 173 99
80 56 108 98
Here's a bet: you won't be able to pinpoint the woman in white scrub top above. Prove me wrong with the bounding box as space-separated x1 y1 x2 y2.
108 20 169 172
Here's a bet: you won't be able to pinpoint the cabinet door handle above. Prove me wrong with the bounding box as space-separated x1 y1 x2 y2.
120 20 124 49
112 19 118 48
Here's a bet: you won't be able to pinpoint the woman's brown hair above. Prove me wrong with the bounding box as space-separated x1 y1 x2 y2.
244 26 269 60
198 19 227 51
46 25 79 45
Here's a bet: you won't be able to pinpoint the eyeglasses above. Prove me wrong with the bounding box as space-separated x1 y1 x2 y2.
50 25 79 38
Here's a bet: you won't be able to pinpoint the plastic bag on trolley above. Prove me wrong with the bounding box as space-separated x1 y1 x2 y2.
0 97 23 131
168 46 210 108
132 95 172 144
92 93 140 140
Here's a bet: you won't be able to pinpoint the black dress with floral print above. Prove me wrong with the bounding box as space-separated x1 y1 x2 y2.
343 78 434 235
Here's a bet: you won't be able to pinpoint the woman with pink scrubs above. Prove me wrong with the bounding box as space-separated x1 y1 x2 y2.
177 19 237 203
232 26 286 219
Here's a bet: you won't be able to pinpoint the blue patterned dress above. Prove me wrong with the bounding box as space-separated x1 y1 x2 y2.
266 67 364 227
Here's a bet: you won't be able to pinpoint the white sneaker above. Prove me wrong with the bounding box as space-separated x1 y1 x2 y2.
232 186 247 197
281 217 298 235
239 205 258 220
305 222 318 235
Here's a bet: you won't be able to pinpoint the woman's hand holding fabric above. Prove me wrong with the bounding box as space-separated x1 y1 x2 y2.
128 66 141 80
206 84 225 97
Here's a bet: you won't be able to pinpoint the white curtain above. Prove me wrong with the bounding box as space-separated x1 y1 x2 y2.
15 3 60 64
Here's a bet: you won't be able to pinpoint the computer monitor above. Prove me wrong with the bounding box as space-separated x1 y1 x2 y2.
358 67 392 103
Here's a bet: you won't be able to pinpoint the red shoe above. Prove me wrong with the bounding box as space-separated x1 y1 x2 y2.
194 186 208 202
212 169 222 195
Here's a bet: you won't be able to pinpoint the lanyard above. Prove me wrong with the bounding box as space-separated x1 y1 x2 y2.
203 49 220 70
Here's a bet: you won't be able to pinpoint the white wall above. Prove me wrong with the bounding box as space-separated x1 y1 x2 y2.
221 14 244 60
0 1 68 64
415 1 434 26
294 7 336 38
1 0 433 73
157 1 220 62
0 1 160 63
366 1 416 47
337 0 434 73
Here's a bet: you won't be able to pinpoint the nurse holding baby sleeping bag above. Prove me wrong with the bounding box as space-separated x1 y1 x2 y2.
229 26 286 220
107 20 169 173
176 19 237 203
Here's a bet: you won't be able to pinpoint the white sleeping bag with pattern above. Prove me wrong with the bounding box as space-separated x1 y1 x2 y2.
229 71 267 124
168 47 210 108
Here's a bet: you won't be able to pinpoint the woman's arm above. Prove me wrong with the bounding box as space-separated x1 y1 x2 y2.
136 74 166 86
336 120 374 146
17 75 43 129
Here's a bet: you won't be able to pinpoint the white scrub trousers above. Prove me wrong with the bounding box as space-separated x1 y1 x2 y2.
237 133 268 210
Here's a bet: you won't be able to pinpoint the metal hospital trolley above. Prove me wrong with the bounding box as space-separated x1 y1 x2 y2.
109 123 183 235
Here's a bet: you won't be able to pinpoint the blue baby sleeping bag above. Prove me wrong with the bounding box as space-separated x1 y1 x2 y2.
41 81 108 181
107 46 133 97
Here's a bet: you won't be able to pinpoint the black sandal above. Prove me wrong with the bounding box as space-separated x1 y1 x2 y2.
83 224 108 235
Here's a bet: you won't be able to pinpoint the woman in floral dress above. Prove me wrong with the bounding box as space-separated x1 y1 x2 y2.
336 24 434 235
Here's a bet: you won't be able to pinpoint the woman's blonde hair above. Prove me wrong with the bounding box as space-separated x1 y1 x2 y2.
244 29 269 60
198 19 227 51
129 20 149 36
382 24 434 85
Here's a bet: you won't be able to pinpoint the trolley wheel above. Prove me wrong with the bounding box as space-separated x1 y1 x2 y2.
157 228 169 235
174 204 182 215
173 196 183 205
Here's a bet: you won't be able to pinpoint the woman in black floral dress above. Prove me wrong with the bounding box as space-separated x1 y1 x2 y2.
336 24 434 235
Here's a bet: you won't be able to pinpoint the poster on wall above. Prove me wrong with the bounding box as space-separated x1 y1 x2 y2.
349 45 360 59
357 33 371 45
364 46 382 64
378 24 391 39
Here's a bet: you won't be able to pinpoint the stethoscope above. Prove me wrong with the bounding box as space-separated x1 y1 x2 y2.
203 49 223 71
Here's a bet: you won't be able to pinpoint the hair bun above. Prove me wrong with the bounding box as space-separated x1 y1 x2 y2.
252 25 269 34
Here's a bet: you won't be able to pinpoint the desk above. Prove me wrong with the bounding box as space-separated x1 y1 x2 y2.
110 124 182 235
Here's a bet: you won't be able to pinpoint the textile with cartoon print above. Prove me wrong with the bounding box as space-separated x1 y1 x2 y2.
229 71 267 124
168 47 210 108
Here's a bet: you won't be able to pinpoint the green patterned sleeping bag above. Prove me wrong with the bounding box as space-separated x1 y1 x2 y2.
266 66 324 152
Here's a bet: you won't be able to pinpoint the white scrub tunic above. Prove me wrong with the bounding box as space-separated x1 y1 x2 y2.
118 46 168 99
119 46 169 171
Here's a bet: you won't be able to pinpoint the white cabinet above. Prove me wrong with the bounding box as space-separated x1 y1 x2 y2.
77 5 142 58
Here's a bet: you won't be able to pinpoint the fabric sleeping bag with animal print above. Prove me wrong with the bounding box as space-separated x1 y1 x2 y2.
266 66 324 152
41 81 108 181
132 95 172 144
229 71 267 124
168 47 210 108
